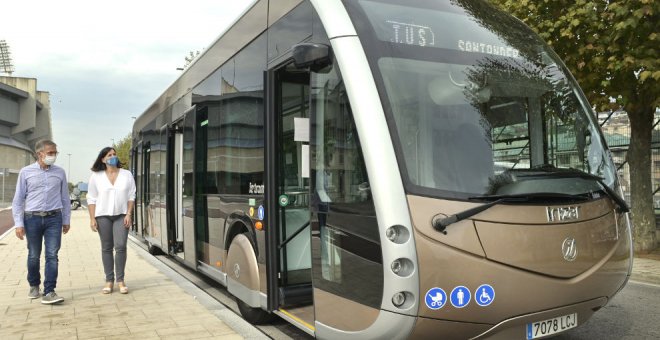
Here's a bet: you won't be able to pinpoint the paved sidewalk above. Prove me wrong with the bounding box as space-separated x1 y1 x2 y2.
0 210 267 340
632 250 660 285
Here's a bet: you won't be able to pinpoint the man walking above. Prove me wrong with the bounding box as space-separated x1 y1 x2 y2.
12 139 71 304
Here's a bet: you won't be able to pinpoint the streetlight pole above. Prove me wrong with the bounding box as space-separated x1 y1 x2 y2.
67 153 71 182
1 168 5 203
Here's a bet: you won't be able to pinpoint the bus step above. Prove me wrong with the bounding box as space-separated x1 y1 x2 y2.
279 283 313 307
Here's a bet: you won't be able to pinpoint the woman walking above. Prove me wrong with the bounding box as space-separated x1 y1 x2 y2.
87 147 136 294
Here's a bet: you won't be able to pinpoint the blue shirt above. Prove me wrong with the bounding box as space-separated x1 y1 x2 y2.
12 162 71 227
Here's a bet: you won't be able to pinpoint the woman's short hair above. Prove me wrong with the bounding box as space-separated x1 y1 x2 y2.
91 147 123 171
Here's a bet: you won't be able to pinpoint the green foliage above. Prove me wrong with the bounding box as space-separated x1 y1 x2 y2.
113 133 132 169
489 0 659 112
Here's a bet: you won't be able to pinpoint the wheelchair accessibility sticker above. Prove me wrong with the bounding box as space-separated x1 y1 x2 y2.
475 284 495 307
424 287 447 310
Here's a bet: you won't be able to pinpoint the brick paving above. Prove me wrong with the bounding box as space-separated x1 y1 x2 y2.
0 210 267 340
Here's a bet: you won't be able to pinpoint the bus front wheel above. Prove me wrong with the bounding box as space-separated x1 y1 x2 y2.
236 297 275 324
228 232 275 324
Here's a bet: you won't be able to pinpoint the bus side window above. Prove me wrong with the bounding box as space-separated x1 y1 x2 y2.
310 62 383 308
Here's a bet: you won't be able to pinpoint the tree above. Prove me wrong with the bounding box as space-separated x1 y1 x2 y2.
488 0 659 252
113 133 132 170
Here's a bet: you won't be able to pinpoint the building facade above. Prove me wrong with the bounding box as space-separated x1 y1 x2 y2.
0 76 53 207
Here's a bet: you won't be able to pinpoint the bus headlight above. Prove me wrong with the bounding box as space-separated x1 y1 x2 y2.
391 258 414 277
386 227 399 242
391 259 403 274
392 292 406 307
392 291 414 309
386 225 410 244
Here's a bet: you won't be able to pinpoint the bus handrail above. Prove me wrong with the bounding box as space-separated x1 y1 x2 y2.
278 221 310 250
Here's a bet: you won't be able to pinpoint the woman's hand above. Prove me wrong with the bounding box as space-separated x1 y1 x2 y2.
90 219 98 232
123 214 132 228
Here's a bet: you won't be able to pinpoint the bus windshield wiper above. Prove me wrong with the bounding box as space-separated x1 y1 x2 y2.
433 196 523 234
432 193 583 234
512 165 630 214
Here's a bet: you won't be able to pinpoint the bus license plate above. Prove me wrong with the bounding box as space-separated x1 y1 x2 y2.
526 313 577 339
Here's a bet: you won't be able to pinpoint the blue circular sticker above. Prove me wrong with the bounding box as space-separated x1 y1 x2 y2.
475 284 495 307
450 286 471 308
257 205 265 220
424 287 447 310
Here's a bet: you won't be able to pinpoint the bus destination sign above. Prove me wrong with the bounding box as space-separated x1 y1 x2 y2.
387 20 435 47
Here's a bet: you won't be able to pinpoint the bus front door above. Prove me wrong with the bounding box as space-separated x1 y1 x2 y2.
267 62 315 328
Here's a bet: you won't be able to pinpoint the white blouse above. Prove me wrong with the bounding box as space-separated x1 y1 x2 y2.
87 169 136 217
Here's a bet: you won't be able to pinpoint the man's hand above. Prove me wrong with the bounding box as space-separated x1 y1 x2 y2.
15 227 25 240
63 225 70 234
90 219 98 232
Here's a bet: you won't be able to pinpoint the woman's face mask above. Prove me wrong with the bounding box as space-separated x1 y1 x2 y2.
105 155 119 167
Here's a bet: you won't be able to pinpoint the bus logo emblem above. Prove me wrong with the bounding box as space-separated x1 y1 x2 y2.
562 238 578 262
233 263 241 278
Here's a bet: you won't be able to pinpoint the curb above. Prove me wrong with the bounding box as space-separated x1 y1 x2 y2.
630 273 660 286
0 227 13 241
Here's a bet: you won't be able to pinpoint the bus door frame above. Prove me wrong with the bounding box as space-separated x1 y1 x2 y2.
131 141 142 234
134 139 145 238
183 106 200 269
265 64 280 312
265 60 314 312
167 114 187 259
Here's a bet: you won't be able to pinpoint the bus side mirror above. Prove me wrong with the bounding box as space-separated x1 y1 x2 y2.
292 43 332 72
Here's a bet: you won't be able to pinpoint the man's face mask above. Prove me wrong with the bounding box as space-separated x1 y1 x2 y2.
41 150 58 166
43 154 57 166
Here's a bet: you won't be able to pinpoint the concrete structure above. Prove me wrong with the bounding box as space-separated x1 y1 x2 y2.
0 76 53 207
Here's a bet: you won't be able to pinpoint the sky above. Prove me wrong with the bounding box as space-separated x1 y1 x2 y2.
1 0 254 184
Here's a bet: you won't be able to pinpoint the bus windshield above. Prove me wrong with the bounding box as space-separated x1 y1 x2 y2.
344 0 617 199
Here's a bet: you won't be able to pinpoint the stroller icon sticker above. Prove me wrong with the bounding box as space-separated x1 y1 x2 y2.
475 284 495 307
424 287 447 310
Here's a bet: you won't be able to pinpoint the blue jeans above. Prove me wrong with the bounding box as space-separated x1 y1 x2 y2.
24 212 63 295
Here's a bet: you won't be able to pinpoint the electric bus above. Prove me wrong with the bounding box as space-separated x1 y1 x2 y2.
130 0 633 338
